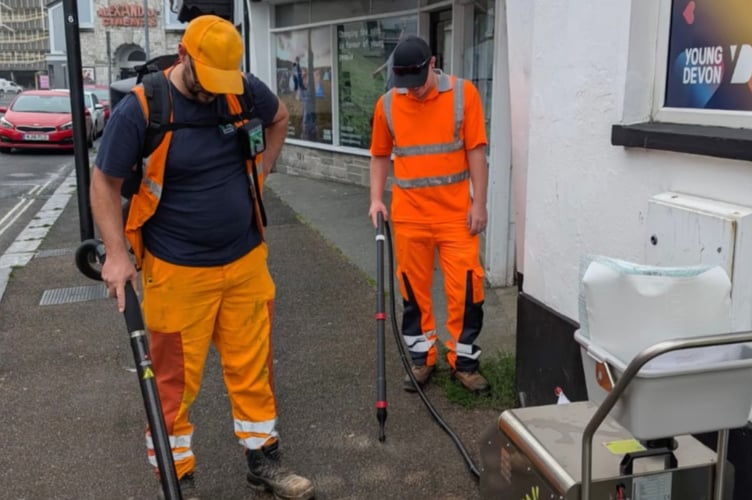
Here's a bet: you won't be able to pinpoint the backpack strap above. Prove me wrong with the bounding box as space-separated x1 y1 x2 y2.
237 75 255 120
142 71 172 159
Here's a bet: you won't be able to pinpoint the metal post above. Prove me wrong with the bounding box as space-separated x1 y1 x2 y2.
62 0 94 241
106 30 112 86
714 429 729 499
143 0 150 60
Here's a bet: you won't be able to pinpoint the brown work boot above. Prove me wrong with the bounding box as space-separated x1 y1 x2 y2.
453 370 491 394
403 364 435 392
246 441 315 499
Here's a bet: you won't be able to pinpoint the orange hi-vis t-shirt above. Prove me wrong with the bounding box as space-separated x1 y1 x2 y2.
370 71 487 223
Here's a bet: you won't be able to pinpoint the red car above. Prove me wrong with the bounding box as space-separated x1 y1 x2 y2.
0 90 93 153
85 85 111 123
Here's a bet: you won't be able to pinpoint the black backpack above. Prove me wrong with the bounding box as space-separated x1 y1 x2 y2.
120 56 267 226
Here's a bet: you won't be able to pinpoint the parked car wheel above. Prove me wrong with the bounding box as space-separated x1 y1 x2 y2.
0 147 11 154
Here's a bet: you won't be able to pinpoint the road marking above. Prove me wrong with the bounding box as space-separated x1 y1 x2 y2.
0 166 77 302
0 197 35 237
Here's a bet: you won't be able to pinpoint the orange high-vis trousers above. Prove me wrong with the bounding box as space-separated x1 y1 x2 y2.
392 220 485 373
140 243 277 479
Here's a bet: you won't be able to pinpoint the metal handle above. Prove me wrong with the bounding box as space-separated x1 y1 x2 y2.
581 330 752 500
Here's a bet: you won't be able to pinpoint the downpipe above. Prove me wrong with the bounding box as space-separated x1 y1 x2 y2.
75 239 183 500
374 216 481 480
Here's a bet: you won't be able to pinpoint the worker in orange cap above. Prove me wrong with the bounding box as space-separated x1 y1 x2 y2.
90 14 314 499
368 35 490 394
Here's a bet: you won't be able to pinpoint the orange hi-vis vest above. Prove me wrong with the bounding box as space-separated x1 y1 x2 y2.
125 70 265 269
375 71 485 223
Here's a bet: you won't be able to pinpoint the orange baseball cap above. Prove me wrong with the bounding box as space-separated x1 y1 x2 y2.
182 15 243 95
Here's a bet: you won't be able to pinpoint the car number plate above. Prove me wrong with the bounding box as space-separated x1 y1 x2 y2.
23 133 49 141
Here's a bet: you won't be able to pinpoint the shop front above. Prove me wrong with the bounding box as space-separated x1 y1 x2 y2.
248 0 514 287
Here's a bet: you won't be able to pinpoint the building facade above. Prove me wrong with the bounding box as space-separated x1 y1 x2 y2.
45 0 188 89
246 0 515 289
245 2 752 495
0 0 48 87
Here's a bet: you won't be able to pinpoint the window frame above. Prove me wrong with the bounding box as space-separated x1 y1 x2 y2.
164 0 187 31
78 0 95 29
650 0 752 129
48 2 64 54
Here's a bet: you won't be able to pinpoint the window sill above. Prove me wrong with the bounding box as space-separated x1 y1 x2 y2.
611 122 752 162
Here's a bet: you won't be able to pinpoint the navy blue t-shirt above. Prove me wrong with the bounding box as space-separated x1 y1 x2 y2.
95 72 279 267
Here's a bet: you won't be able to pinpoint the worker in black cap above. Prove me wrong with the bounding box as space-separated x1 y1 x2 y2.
368 35 491 394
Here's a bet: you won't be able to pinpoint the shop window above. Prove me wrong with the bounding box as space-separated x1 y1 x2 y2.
336 15 416 149
275 27 333 144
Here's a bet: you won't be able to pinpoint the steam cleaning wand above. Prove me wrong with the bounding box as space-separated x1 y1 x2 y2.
75 239 182 500
375 213 388 441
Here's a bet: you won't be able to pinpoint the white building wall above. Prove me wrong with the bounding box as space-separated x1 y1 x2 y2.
520 0 752 321
505 0 534 274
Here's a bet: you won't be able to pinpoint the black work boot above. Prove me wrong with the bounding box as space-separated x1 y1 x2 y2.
246 441 315 500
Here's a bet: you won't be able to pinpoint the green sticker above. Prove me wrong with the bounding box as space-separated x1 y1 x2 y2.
604 439 646 455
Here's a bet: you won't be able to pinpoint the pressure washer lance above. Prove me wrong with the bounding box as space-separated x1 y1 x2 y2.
75 239 183 500
375 213 388 441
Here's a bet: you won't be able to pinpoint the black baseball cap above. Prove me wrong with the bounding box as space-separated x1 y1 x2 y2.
391 35 432 88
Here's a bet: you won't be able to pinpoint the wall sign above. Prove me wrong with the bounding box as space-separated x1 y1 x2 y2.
97 4 159 27
665 0 752 111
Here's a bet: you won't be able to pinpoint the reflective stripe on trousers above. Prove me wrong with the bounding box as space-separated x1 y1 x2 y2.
141 243 277 478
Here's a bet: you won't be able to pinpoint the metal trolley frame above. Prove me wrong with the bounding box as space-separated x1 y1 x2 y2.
580 330 752 500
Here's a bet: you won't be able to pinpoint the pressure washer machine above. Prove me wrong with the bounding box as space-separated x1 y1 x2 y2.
479 331 752 500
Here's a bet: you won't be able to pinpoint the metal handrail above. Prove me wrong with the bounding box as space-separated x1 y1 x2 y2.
581 330 752 500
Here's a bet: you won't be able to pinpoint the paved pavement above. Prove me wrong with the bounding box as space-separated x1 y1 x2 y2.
0 167 517 499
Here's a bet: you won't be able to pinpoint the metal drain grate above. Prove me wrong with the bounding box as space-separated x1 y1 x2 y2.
36 248 75 258
40 284 108 305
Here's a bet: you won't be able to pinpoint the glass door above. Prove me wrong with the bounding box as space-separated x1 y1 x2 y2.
467 0 495 144
429 8 452 73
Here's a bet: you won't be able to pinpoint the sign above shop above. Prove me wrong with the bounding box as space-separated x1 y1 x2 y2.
97 4 159 27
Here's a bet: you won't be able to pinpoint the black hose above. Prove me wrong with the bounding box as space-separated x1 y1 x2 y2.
383 221 481 480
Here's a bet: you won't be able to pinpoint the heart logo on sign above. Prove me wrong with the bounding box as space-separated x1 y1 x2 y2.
683 1 696 25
